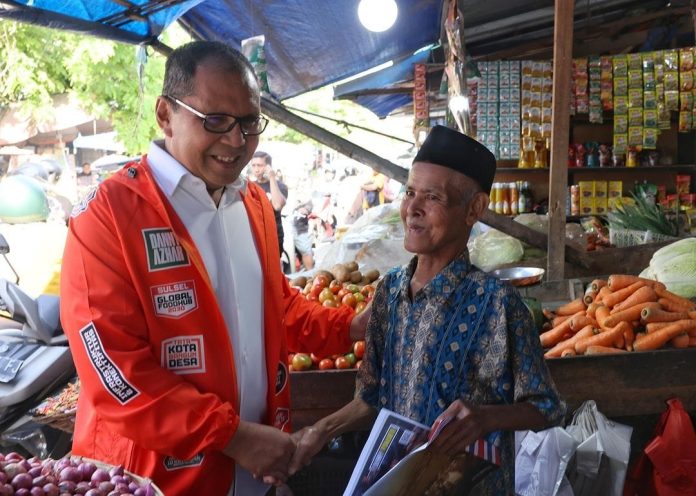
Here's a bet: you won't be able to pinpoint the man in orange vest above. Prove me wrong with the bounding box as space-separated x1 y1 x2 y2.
60 41 370 495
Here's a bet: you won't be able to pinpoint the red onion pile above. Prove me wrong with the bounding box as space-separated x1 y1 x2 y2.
0 452 158 496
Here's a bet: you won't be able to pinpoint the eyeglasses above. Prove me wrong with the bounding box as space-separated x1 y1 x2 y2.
164 95 269 136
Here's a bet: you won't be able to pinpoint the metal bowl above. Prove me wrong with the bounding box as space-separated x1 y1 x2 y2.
491 266 545 286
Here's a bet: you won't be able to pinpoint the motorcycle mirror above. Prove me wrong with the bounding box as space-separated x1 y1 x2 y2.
0 280 52 343
0 234 8 255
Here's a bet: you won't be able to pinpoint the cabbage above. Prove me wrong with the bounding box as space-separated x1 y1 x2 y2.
644 238 696 298
469 229 524 272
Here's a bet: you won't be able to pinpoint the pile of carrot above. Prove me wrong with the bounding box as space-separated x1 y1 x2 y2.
541 274 696 358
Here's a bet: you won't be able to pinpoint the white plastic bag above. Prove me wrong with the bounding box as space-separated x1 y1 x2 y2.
515 428 577 496
565 400 632 496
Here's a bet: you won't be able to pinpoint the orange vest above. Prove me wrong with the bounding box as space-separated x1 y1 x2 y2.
60 157 354 495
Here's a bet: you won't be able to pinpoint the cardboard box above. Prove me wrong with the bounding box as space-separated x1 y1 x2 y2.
579 181 594 199
580 197 595 215
608 181 623 199
595 196 608 214
593 181 608 199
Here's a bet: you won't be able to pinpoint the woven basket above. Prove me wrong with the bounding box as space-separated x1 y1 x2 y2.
609 228 676 248
30 408 76 433
84 457 164 495
29 380 79 433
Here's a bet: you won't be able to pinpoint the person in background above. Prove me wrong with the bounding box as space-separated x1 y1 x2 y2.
76 162 98 196
360 169 386 210
288 126 565 494
250 151 288 254
292 198 315 270
60 41 370 496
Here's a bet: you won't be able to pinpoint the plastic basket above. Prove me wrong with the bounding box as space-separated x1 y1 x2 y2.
609 228 676 248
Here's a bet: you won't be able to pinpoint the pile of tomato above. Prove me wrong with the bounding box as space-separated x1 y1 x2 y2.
289 273 375 372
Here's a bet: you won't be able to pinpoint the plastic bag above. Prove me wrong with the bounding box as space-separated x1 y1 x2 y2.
566 400 633 496
241 35 270 93
515 428 578 496
623 397 696 496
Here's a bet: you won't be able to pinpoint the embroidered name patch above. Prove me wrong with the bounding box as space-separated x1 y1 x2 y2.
150 280 197 318
163 453 204 471
80 323 139 404
142 228 189 272
161 335 205 375
70 188 98 218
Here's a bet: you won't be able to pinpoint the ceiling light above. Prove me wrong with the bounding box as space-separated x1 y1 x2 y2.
358 0 398 33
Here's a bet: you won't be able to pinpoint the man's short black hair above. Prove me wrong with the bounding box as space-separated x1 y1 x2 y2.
253 151 272 166
162 41 258 99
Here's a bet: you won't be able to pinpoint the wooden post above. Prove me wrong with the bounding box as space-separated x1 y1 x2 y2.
547 0 574 280
260 96 408 183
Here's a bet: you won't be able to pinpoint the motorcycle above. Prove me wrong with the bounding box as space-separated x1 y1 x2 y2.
0 232 75 457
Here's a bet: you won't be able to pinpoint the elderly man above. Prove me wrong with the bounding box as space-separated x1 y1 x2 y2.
289 125 565 494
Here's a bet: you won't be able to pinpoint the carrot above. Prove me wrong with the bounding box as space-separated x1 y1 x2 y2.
569 314 598 332
590 279 607 292
542 308 556 320
655 286 696 310
611 286 658 313
690 311 696 320
561 349 576 357
583 288 597 306
585 302 601 319
595 305 611 328
602 281 646 309
554 298 586 316
575 322 628 354
657 298 693 313
607 274 665 291
540 310 584 348
585 345 628 355
670 333 690 349
646 321 675 334
623 325 636 350
594 286 612 304
633 321 696 351
690 336 696 347
640 307 691 324
604 302 661 329
544 325 595 358
551 314 572 328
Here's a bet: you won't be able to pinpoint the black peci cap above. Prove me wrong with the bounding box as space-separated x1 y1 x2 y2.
413 125 497 194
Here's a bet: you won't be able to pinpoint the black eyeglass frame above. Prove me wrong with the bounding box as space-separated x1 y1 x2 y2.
164 95 269 136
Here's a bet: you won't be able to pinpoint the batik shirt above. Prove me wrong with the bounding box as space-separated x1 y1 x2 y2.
356 251 566 495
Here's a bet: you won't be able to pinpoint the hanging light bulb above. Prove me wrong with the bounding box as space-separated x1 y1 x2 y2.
358 0 398 33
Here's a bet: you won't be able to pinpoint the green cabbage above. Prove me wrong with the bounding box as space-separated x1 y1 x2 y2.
644 238 696 298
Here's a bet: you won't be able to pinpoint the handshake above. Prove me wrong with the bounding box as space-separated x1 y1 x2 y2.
223 420 329 487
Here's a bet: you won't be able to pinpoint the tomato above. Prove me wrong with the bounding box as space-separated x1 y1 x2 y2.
335 356 351 369
360 284 375 297
346 284 360 294
344 352 357 366
354 292 365 303
291 353 313 371
329 279 342 294
318 358 335 370
287 353 295 365
310 284 324 299
313 275 330 288
336 288 349 300
303 282 312 295
341 293 357 308
322 299 338 308
318 287 335 303
355 301 367 313
353 340 365 359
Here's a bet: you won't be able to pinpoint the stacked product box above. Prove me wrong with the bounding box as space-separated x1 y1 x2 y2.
608 181 623 212
476 61 521 159
477 61 499 158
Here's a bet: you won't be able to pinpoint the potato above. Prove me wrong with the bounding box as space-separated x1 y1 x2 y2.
314 269 334 282
331 263 350 283
349 270 363 283
363 269 380 283
290 276 307 288
345 261 359 272
360 276 371 286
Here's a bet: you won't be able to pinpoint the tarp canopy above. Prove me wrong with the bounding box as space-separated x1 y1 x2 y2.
2 0 693 117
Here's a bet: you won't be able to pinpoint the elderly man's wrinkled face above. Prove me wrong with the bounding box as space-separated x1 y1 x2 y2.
401 162 485 262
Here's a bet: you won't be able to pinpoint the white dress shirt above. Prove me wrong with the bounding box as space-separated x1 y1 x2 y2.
147 141 269 496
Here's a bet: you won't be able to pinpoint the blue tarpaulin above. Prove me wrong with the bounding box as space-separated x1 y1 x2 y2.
1 0 443 108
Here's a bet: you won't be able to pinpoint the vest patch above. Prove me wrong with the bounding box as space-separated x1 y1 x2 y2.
274 407 290 430
70 188 98 218
161 335 206 375
150 280 198 318
163 453 204 471
142 228 190 272
275 361 288 394
80 323 139 404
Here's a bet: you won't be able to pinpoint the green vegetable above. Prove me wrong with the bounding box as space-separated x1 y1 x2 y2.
607 193 678 236
643 237 696 298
